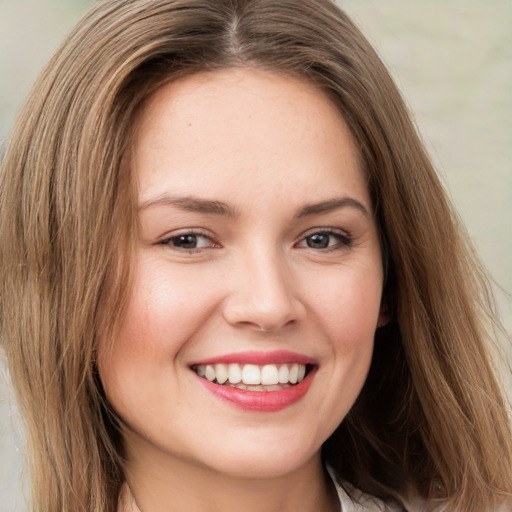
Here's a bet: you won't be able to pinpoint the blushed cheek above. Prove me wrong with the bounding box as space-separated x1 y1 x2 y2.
110 258 225 366
330 276 379 394
322 272 382 341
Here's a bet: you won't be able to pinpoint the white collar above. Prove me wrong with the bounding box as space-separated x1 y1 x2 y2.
326 465 397 512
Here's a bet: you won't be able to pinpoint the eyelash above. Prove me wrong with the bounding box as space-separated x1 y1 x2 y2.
158 228 352 253
158 230 219 253
295 229 353 251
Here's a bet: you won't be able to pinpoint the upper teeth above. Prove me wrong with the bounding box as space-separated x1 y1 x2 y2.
194 363 307 386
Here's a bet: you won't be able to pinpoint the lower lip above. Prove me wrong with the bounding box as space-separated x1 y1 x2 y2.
195 370 315 412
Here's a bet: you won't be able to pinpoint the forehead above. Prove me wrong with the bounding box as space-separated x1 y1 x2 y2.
132 67 369 211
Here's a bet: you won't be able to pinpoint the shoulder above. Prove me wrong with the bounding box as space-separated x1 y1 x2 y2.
326 466 402 512
334 480 403 512
335 478 512 512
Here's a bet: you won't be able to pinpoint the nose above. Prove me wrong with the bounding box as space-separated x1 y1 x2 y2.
222 247 305 332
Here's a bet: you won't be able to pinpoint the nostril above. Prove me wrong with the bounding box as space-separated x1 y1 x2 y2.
222 295 304 332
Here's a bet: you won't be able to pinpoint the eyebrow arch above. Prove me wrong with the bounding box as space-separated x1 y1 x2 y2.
139 195 240 217
295 197 369 218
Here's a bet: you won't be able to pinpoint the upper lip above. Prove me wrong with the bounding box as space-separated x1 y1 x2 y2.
189 350 317 367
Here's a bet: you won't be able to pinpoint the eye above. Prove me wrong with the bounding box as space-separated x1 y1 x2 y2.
159 232 217 250
297 230 351 250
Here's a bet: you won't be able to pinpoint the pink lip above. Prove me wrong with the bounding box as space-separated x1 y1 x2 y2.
190 350 317 366
191 351 318 412
196 375 314 412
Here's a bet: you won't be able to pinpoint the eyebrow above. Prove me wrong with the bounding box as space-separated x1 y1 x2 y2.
295 197 369 218
139 195 240 217
139 194 369 218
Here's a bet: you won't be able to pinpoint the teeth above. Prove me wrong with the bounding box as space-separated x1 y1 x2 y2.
205 365 216 382
261 364 279 385
242 364 261 385
278 365 289 384
215 364 228 384
228 363 242 384
194 363 308 387
289 364 299 384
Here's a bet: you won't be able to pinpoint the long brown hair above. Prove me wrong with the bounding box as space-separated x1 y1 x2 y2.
1 1 510 511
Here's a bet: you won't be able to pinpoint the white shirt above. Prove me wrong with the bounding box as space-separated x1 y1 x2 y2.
327 466 400 512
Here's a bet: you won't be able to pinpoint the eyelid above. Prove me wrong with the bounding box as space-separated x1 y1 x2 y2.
158 228 221 249
299 226 350 238
295 227 353 249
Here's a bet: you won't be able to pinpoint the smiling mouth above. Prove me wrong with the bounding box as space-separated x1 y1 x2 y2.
191 363 311 391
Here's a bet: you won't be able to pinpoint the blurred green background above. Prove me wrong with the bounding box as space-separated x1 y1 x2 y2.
1 1 511 510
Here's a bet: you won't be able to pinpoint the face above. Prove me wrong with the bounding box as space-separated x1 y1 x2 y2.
99 68 384 480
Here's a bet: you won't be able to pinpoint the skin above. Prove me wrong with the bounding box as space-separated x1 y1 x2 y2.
99 68 385 512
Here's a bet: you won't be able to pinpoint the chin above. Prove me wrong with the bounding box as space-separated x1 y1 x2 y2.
193 436 322 480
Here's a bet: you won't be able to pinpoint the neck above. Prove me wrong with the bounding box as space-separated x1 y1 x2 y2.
123 441 338 512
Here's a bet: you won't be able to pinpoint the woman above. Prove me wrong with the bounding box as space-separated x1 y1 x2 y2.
0 1 510 511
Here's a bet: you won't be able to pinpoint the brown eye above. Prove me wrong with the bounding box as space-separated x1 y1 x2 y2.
160 233 216 250
171 234 200 249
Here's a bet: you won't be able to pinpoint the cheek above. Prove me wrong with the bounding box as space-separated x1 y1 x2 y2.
315 262 382 386
288 262 382 438
115 258 219 352
314 262 383 343
97 259 221 406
